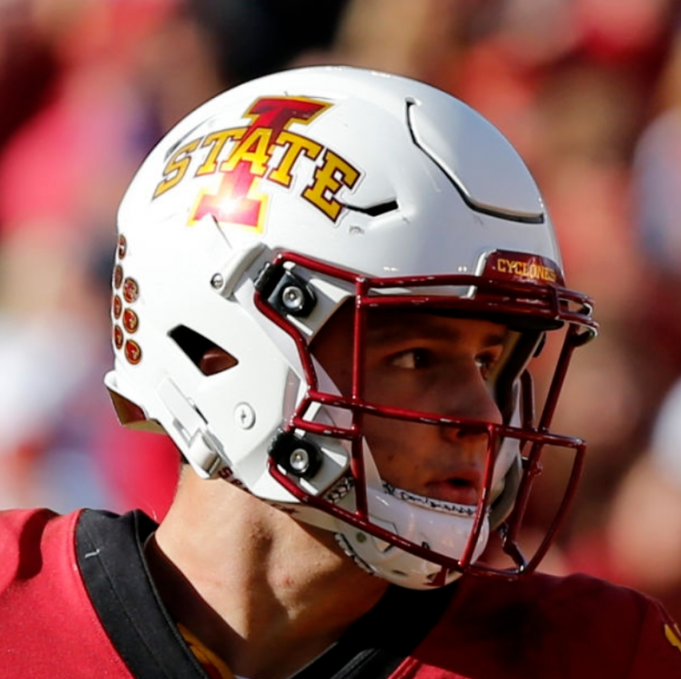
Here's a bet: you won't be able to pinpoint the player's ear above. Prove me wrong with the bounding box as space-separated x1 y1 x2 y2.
198 347 238 376
169 325 238 376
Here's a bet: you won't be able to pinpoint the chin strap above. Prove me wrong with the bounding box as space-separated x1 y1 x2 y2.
334 533 376 576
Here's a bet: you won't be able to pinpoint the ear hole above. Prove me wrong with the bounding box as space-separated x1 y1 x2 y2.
169 325 238 376
199 346 238 375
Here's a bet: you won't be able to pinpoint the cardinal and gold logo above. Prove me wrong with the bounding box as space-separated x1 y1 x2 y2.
153 96 361 231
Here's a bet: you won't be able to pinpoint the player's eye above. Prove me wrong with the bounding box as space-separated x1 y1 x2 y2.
476 351 500 380
391 348 431 369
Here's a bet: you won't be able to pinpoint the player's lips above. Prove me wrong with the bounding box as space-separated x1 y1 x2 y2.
425 468 483 506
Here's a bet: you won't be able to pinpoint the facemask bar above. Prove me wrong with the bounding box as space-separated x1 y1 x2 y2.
254 251 598 579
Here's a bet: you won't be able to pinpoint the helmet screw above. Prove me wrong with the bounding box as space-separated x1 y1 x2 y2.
210 273 224 290
281 285 305 312
268 430 322 478
289 448 310 473
235 403 255 429
356 532 367 543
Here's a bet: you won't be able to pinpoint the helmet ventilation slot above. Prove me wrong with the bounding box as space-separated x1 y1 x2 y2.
344 199 399 217
169 325 237 376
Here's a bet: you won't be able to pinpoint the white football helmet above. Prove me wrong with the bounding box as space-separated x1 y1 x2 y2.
105 65 597 589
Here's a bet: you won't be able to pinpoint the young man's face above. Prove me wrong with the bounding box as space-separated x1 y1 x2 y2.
312 306 508 507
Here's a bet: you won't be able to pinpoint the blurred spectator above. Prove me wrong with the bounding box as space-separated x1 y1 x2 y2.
0 0 58 150
183 0 349 87
0 0 179 514
565 376 681 623
631 23 681 373
293 0 464 81
563 19 681 622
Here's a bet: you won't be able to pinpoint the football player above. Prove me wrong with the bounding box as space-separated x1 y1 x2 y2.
2 65 680 678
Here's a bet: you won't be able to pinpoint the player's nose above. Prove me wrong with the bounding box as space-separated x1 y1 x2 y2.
438 361 503 445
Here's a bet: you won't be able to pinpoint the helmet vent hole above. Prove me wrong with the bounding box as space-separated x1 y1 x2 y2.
345 199 399 217
169 325 237 376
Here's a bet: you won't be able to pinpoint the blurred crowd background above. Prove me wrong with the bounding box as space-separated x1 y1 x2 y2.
2 0 681 619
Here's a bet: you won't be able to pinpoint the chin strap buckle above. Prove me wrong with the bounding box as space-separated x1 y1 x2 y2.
157 378 224 478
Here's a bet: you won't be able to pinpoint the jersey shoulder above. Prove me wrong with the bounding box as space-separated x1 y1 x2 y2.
0 508 134 678
0 507 79 591
402 571 681 679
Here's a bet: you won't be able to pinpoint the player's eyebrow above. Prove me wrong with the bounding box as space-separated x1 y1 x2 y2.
365 313 508 348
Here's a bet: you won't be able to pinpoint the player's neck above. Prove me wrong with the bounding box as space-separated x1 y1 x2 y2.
149 469 389 679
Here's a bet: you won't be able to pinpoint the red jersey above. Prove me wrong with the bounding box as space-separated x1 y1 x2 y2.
1 508 680 678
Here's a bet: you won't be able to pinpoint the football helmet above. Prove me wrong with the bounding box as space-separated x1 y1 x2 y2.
105 65 597 589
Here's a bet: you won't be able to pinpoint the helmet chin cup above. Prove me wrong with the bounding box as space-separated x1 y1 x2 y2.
108 65 598 587
333 481 492 590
